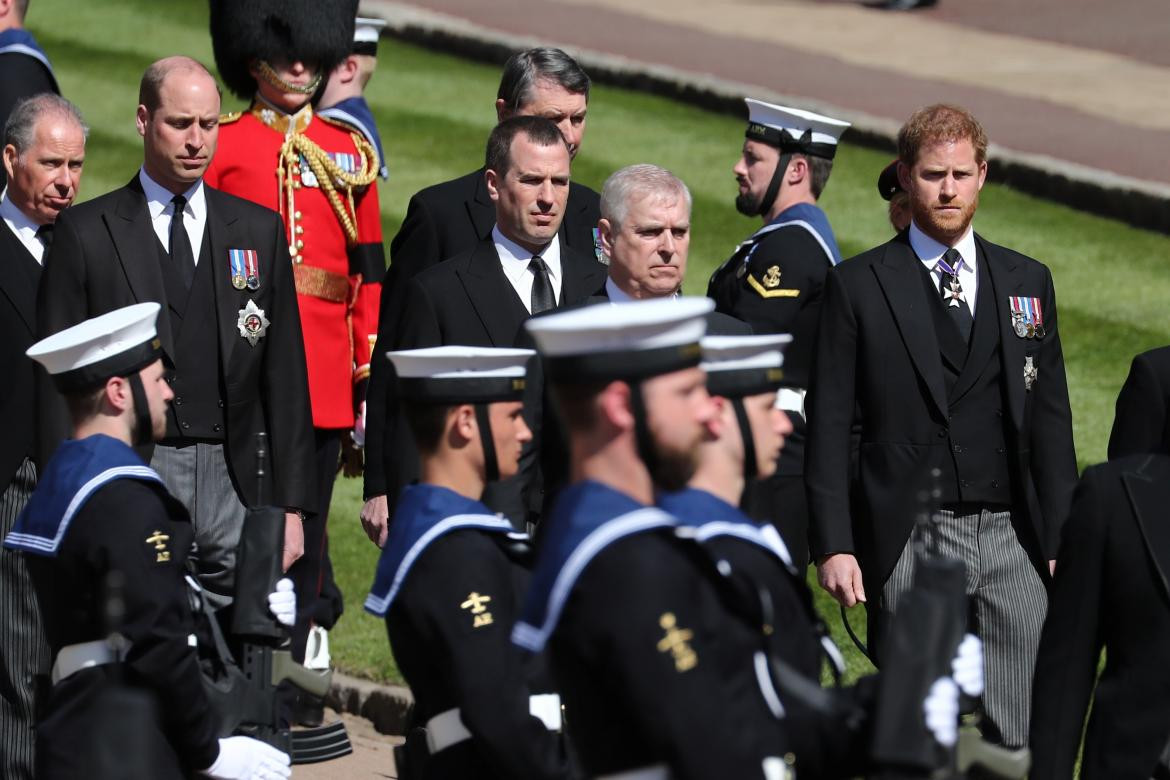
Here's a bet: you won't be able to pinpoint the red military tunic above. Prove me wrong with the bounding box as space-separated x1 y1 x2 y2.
205 100 384 429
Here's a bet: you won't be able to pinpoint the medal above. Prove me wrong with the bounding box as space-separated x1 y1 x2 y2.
1013 314 1028 338
1008 296 1045 339
237 299 270 347
228 248 247 290
243 249 260 290
1023 355 1038 391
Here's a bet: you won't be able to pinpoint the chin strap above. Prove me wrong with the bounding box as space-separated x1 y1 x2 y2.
126 373 153 447
626 381 660 481
756 129 813 217
255 60 322 95
731 397 758 482
474 404 500 483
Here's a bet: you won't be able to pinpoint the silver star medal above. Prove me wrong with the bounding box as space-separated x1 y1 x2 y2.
943 276 966 308
1024 355 1038 391
237 299 270 347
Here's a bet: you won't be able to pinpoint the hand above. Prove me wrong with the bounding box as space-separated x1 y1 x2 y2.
923 677 960 748
201 735 290 779
282 512 304 571
817 553 866 607
951 633 984 697
352 400 367 448
361 494 389 548
267 578 296 627
339 434 364 478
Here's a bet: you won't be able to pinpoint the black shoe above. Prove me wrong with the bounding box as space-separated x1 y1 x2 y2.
880 0 938 9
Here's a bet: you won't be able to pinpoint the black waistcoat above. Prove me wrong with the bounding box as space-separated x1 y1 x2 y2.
917 254 1013 506
156 232 225 441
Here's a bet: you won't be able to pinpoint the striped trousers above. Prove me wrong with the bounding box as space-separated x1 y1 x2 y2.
879 507 1047 748
0 459 49 780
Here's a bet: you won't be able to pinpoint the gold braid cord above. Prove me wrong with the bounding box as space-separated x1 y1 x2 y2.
278 132 379 245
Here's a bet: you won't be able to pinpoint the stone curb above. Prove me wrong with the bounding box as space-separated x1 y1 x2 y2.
362 0 1170 234
328 671 414 736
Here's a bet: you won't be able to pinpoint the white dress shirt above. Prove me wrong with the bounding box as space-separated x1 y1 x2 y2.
910 220 978 318
0 187 47 264
139 168 207 263
493 226 562 314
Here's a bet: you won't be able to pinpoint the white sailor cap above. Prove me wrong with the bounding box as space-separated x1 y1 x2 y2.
353 16 387 56
27 302 163 392
700 334 792 397
525 297 713 383
387 345 534 403
744 98 851 160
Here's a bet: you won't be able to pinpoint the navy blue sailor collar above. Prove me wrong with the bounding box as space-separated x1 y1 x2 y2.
658 487 796 574
4 434 162 557
0 29 58 89
317 96 389 180
743 201 842 266
364 483 519 616
511 480 676 653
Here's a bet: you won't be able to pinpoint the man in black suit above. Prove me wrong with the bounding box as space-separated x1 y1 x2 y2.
1030 452 1170 779
360 116 605 544
0 91 85 780
38 56 315 600
1108 346 1170 459
807 104 1077 748
362 47 601 536
0 0 59 192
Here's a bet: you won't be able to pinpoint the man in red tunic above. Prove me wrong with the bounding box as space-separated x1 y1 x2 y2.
205 0 383 714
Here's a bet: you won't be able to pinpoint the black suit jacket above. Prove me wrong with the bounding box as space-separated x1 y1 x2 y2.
1031 454 1170 780
364 170 600 498
806 231 1077 589
0 222 62 491
1108 346 1170 459
37 177 316 512
0 50 58 192
378 240 606 514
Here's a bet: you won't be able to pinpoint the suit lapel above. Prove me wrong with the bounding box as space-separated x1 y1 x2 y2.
109 177 175 357
204 189 240 369
0 223 39 334
872 236 948 419
979 235 1027 432
950 247 998 401
457 242 527 346
558 246 606 305
1123 457 1170 602
466 170 496 242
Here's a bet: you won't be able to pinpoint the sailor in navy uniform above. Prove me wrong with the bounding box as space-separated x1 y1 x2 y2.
4 303 292 780
659 334 983 776
318 16 389 181
516 298 792 779
364 346 572 779
707 99 850 572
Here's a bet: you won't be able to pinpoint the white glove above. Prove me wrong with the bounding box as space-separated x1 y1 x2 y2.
202 736 291 779
267 578 295 627
351 400 366 448
923 676 960 748
951 633 984 697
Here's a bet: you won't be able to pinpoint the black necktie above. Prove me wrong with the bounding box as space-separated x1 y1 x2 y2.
529 256 555 314
35 223 54 252
169 194 195 290
937 247 972 344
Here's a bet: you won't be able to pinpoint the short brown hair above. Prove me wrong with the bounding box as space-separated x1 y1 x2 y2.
402 400 455 456
484 115 567 177
897 104 988 168
138 56 219 114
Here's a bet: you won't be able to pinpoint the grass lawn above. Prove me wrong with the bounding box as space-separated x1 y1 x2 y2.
32 0 1170 687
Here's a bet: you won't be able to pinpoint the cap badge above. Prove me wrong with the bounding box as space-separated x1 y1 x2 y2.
237 299 270 347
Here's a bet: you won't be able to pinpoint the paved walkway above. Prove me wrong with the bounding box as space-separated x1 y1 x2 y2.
369 0 1170 197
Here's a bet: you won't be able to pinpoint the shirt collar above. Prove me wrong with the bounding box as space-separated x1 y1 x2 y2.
604 275 678 303
909 220 977 271
492 225 561 269
250 95 314 135
0 187 43 240
138 168 205 223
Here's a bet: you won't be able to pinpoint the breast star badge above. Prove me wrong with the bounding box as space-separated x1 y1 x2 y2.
657 612 697 672
461 592 494 628
237 299 270 347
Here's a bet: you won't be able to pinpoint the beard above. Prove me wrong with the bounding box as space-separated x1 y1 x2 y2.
912 192 979 243
734 190 760 217
646 436 699 492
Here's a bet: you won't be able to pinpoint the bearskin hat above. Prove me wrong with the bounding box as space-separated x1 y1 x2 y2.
210 0 358 99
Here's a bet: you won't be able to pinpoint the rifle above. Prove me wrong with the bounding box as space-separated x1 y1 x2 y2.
868 469 1029 779
201 433 352 764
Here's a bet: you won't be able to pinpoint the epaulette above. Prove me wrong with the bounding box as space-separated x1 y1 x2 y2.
219 110 243 125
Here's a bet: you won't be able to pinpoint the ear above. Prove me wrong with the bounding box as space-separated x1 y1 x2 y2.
597 218 616 261
2 144 17 182
104 376 132 413
598 381 634 432
976 159 988 191
787 155 809 185
897 161 912 192
484 167 501 202
451 404 477 445
135 105 149 139
494 98 510 123
339 56 360 84
703 395 727 439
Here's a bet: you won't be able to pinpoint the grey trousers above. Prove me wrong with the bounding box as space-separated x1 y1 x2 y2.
0 459 48 780
151 442 247 607
879 507 1047 748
